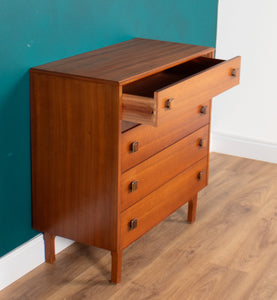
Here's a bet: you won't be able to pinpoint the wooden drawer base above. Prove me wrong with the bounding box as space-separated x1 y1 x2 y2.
120 157 208 249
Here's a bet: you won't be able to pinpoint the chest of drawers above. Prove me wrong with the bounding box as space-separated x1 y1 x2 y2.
30 38 240 283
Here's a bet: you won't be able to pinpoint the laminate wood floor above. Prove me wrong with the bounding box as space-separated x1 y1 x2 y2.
1 153 277 300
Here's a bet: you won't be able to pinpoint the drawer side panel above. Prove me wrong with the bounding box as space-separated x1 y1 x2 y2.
31 71 120 251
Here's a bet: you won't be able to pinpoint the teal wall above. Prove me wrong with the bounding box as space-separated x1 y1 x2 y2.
0 0 218 257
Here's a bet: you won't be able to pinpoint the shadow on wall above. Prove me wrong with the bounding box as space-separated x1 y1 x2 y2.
0 72 38 256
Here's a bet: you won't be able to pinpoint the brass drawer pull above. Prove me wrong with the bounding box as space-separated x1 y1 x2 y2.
129 218 138 230
200 105 207 115
130 180 138 192
199 138 205 148
198 171 205 180
130 141 139 153
231 68 239 77
165 98 174 109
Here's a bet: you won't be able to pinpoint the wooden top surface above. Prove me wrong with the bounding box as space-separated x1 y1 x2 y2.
31 38 213 84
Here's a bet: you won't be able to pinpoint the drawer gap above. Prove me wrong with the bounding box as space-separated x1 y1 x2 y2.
121 120 139 133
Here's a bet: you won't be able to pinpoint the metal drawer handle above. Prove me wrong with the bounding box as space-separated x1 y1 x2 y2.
129 218 138 230
200 105 207 115
130 141 139 153
198 171 205 180
130 180 138 192
165 98 174 109
231 68 239 77
199 138 205 148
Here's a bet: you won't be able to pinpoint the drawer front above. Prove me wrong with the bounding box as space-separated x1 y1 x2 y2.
120 157 208 249
155 56 241 124
122 56 240 126
121 99 210 172
121 125 209 211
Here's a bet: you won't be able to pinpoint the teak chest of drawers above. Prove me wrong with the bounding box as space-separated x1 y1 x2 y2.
30 38 240 283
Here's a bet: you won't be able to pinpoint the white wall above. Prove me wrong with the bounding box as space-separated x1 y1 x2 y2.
211 0 277 163
0 235 74 291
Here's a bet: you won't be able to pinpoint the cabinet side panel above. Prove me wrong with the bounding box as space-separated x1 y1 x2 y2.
30 72 119 251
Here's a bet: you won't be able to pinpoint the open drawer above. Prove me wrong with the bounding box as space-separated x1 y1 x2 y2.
122 56 241 126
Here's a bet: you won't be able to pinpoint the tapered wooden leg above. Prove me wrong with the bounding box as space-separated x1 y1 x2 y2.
111 250 122 284
43 233 56 263
187 195 198 223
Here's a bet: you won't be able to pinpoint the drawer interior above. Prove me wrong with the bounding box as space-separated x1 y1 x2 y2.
123 57 224 97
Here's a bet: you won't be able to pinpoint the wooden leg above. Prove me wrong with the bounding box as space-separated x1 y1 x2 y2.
43 233 56 263
187 195 198 223
111 250 122 284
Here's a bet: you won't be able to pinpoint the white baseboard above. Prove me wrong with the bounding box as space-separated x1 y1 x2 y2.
0 234 74 291
211 131 277 164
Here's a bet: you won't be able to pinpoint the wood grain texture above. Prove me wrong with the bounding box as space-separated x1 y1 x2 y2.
43 233 56 263
2 154 276 300
187 195 198 223
31 71 120 251
121 99 210 172
122 93 157 126
121 125 209 211
29 39 240 285
155 56 241 124
121 55 231 127
122 56 223 98
111 251 122 284
121 121 138 133
120 157 208 249
31 38 214 84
